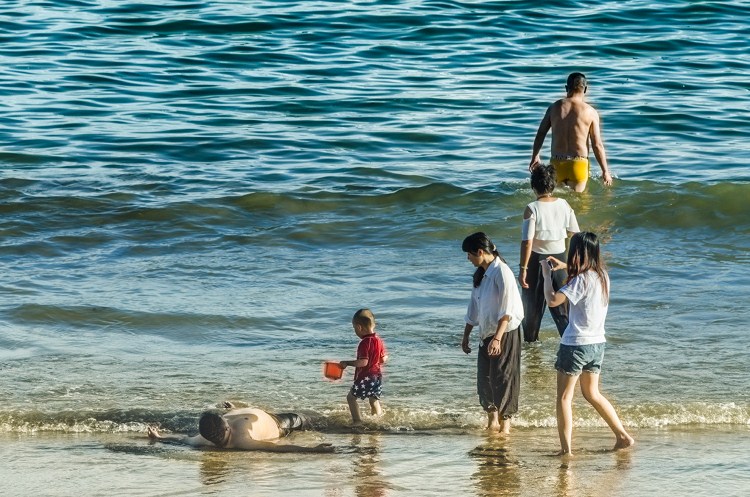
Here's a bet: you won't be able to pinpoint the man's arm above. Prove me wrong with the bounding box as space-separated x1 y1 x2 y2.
530 107 552 170
589 111 612 186
147 426 213 447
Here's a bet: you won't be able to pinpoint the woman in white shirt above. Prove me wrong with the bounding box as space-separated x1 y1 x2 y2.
541 232 634 455
519 164 579 342
461 232 524 435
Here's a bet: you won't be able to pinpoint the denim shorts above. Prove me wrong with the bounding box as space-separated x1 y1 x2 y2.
555 343 605 375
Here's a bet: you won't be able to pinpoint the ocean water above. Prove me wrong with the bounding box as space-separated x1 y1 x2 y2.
1 0 749 495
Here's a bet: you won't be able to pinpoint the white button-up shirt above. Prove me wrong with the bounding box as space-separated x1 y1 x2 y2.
465 257 524 340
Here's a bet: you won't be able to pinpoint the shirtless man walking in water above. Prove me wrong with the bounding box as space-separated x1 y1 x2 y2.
529 72 613 192
147 402 334 453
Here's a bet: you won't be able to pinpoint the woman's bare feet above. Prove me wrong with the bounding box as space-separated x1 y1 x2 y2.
499 417 511 436
486 410 501 431
614 433 635 450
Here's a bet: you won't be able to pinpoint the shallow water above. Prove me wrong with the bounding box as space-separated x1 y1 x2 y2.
3 428 750 496
1 0 749 495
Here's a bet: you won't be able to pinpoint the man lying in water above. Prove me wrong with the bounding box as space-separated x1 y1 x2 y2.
147 402 334 453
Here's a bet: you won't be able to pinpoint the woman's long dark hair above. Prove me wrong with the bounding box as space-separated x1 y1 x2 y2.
462 232 505 288
566 231 609 302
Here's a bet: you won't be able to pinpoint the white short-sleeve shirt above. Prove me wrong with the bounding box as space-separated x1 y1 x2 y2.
465 258 525 341
559 270 609 346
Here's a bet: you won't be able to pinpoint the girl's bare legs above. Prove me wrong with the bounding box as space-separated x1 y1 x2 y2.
556 371 579 455
579 372 634 449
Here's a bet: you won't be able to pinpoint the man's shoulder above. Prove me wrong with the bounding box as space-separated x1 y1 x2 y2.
549 98 566 110
582 100 599 114
567 98 598 117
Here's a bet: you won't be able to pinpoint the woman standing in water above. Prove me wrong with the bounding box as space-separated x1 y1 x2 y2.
519 164 579 342
461 232 524 435
541 231 634 454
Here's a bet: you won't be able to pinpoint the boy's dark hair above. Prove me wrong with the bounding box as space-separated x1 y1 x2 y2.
530 164 556 195
199 410 229 447
352 308 375 329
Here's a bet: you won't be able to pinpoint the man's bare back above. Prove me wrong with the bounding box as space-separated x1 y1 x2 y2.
548 97 598 159
530 73 612 191
222 407 284 446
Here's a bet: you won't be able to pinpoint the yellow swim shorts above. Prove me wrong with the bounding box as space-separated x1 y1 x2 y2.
550 156 589 184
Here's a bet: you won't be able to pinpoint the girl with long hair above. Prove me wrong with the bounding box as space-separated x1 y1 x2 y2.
541 231 634 454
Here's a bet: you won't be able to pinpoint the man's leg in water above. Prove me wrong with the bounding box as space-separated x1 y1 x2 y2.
273 412 311 437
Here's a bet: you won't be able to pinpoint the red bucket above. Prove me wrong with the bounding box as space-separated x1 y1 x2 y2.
323 361 344 380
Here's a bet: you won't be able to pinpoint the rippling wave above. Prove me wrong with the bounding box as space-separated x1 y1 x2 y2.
1 401 747 434
1 179 748 257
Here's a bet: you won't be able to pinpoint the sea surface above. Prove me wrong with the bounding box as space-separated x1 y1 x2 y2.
1 0 749 496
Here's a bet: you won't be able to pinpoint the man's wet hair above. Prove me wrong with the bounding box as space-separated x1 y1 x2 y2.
199 410 229 447
566 72 587 91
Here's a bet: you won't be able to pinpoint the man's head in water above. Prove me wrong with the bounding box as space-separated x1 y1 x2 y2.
199 410 231 447
565 72 587 94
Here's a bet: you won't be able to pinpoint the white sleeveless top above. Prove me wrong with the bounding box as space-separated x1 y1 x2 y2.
521 198 579 254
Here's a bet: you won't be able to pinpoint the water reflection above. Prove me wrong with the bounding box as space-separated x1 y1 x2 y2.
199 452 230 487
554 448 633 497
468 435 521 497
352 433 389 497
554 456 575 497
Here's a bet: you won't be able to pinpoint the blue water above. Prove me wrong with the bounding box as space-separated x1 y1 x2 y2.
1 1 749 495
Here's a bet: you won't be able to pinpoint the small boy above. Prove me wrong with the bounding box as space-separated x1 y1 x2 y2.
339 308 388 425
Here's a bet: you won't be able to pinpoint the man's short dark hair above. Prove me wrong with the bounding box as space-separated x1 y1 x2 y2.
199 411 229 447
566 72 587 91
